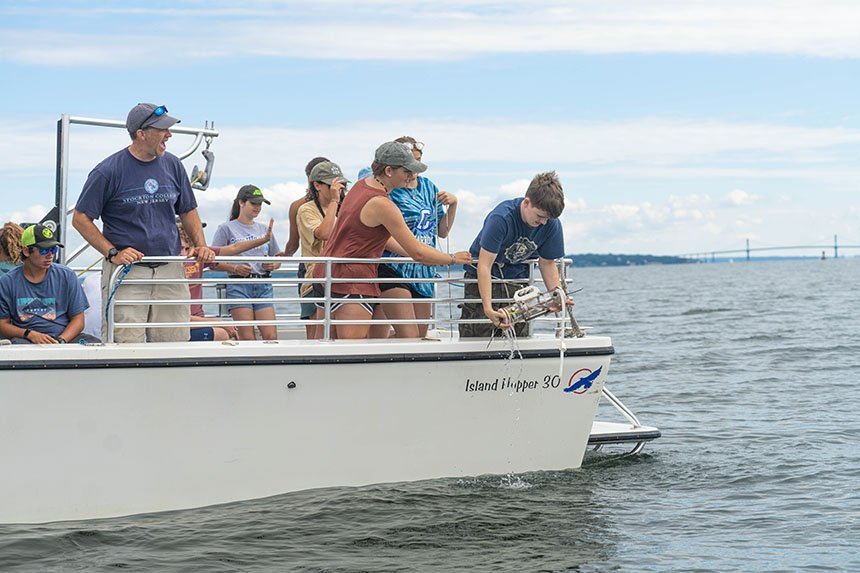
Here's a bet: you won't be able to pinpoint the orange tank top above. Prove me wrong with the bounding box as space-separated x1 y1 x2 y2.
313 178 391 295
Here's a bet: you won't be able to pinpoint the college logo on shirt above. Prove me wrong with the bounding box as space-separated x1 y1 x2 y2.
144 178 160 194
18 297 57 321
503 237 538 264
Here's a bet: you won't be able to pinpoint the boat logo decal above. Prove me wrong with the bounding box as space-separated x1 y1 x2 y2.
564 366 602 394
144 178 159 194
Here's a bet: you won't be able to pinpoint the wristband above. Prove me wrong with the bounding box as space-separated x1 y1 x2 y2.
23 328 31 340
449 254 455 265
56 337 66 344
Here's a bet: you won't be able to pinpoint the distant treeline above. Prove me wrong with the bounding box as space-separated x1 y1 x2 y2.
567 253 693 267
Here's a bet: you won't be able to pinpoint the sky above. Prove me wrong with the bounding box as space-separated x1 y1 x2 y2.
2 0 859 258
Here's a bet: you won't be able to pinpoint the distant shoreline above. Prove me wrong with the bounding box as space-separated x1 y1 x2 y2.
568 253 855 267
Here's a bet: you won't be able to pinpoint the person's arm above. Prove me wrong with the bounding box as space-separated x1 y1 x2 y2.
313 200 340 241
0 317 57 343
383 237 407 256
57 313 85 343
436 191 458 238
477 248 511 329
178 209 215 263
537 257 561 291
217 219 274 256
362 197 471 266
72 210 144 265
282 197 306 256
537 256 569 311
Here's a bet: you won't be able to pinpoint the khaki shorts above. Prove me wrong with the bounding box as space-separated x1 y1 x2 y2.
101 260 190 343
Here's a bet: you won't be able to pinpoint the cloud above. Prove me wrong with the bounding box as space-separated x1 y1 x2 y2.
723 189 759 206
3 1 860 66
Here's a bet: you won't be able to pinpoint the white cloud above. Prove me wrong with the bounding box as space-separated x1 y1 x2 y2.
723 189 759 206
3 1 860 65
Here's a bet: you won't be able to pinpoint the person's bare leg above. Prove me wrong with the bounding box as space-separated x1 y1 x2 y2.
414 301 432 338
255 307 278 340
375 287 419 338
368 305 390 339
230 307 256 340
332 303 372 339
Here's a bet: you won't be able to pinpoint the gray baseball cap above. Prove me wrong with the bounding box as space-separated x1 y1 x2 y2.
126 103 180 133
374 141 427 173
309 161 349 185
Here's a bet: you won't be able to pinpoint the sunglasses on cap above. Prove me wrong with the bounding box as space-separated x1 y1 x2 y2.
30 246 59 256
136 105 168 132
402 141 424 152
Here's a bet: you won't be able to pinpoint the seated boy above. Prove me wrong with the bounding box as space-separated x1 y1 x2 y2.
459 171 567 338
0 224 98 344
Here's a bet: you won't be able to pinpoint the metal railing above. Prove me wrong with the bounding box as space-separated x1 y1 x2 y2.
102 255 579 343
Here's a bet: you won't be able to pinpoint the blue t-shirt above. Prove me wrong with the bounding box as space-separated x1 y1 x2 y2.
466 198 564 279
0 264 90 338
75 148 197 256
211 219 280 276
382 176 447 298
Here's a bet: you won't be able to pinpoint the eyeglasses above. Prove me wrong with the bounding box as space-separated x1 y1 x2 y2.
30 246 59 256
403 141 424 152
136 105 168 132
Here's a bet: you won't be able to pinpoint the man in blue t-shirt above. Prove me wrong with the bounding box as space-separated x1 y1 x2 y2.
0 224 97 344
72 103 215 343
459 171 567 338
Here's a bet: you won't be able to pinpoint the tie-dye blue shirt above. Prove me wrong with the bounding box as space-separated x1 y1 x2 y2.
382 176 447 298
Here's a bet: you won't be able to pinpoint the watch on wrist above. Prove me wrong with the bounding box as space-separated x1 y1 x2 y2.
107 247 118 262
56 337 66 344
23 328 31 340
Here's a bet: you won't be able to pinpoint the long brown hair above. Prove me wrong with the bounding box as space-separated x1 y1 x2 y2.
0 222 24 264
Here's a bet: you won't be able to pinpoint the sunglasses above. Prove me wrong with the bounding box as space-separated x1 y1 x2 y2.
136 105 168 132
402 141 424 152
30 246 59 256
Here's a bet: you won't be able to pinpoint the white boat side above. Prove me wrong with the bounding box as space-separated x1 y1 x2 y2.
0 334 612 524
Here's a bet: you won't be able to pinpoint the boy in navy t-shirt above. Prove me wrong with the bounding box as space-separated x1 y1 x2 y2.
0 224 95 344
459 171 567 338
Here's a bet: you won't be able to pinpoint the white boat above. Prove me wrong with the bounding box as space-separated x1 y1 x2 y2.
0 114 659 525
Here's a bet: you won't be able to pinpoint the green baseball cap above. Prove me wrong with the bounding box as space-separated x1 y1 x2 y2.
21 224 63 249
237 185 271 205
374 141 427 173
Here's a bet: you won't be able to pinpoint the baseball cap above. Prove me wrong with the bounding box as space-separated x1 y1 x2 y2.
126 103 180 133
374 141 427 173
21 224 63 249
237 185 271 205
309 161 350 186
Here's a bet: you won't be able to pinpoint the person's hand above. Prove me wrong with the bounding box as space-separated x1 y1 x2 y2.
232 263 252 277
451 250 472 265
484 307 512 330
436 191 457 206
27 330 58 344
261 262 279 271
332 178 348 195
190 246 216 263
264 218 274 241
223 325 238 339
113 247 144 266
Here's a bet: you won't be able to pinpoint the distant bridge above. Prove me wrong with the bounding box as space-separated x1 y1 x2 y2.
678 235 860 261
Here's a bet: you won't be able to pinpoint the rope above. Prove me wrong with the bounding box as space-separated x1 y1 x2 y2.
76 256 104 278
104 264 133 325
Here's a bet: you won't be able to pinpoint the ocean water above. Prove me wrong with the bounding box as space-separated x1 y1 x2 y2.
1 259 858 572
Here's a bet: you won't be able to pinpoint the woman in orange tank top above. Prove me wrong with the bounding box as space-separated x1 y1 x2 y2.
313 142 472 339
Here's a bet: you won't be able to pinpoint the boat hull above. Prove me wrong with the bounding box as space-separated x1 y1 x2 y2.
0 336 612 523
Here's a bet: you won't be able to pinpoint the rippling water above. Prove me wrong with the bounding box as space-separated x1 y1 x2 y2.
2 260 858 572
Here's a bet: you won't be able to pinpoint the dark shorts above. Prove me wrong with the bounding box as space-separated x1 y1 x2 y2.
190 327 216 341
377 264 430 299
311 283 375 315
